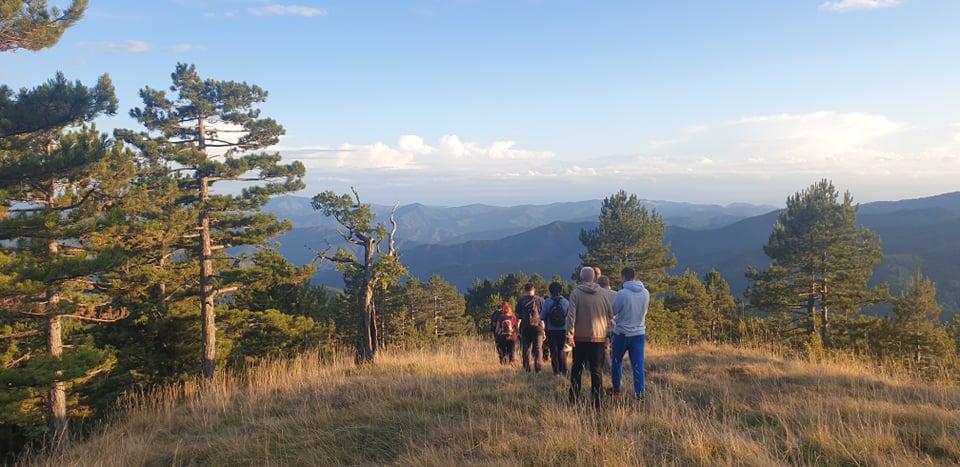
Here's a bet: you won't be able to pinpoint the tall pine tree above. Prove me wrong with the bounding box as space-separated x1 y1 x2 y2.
0 74 131 447
579 190 675 289
746 179 883 348
123 63 304 379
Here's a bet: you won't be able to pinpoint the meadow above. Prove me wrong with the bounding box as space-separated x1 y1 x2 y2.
34 339 960 466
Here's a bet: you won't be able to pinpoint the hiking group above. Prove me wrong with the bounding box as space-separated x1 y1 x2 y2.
491 266 650 408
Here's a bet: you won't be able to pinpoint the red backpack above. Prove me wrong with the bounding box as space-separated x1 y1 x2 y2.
496 316 516 339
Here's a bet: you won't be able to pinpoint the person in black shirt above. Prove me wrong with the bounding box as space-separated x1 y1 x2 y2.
515 283 545 372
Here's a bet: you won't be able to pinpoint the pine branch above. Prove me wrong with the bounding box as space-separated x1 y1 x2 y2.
211 286 239 300
4 353 31 368
0 330 40 340
60 312 127 323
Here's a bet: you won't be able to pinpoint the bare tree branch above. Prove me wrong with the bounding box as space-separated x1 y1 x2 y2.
387 203 399 256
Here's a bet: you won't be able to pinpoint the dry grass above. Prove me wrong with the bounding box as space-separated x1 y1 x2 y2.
32 339 960 466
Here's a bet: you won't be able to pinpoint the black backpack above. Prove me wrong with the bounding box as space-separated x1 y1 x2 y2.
516 296 542 329
547 298 566 327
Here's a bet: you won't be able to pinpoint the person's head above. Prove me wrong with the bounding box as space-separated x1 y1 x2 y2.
598 276 611 289
548 281 563 297
593 267 602 279
523 283 536 296
501 301 513 315
579 266 596 283
621 267 636 282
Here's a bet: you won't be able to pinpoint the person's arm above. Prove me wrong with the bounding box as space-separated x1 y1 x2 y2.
612 293 622 321
566 293 577 344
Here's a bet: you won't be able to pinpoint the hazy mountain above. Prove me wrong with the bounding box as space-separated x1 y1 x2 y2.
269 191 960 316
392 192 960 317
264 195 776 245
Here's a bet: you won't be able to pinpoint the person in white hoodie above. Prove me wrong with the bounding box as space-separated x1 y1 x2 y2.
610 267 649 400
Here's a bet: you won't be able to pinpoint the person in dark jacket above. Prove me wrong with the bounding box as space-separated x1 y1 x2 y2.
493 302 519 364
515 283 545 372
540 281 570 375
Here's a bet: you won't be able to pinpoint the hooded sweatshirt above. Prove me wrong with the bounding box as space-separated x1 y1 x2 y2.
566 282 614 342
612 280 649 336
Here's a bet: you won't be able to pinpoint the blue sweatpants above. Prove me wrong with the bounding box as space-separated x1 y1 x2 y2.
611 334 646 397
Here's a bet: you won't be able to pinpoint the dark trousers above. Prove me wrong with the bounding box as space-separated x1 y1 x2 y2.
545 330 568 375
495 337 516 364
519 326 544 372
569 341 605 409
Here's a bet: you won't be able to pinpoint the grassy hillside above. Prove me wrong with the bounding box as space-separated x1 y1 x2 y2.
39 340 960 466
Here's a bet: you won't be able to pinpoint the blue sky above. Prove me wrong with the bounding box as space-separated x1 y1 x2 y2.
3 0 960 206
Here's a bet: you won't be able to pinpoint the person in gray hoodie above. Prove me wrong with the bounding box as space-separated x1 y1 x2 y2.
610 267 649 400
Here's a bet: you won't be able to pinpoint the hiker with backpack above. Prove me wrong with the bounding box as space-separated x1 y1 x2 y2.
567 267 615 409
540 281 570 375
515 283 545 372
494 301 519 365
610 267 650 400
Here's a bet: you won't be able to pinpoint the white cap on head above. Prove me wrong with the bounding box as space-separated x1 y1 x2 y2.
580 266 596 283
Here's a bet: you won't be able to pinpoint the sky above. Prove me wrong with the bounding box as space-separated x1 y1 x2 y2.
3 0 960 206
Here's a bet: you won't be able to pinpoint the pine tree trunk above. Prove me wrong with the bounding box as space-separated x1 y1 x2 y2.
355 239 376 364
819 280 829 347
199 176 216 379
806 296 817 338
356 284 375 364
819 305 829 347
46 310 67 447
45 185 68 447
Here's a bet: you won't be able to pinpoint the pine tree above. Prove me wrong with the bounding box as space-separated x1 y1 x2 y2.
123 63 305 379
664 271 712 344
312 189 406 364
703 270 741 342
889 272 953 366
420 275 472 339
0 74 131 447
746 180 883 348
230 249 317 314
0 0 87 52
1 72 116 140
579 190 676 289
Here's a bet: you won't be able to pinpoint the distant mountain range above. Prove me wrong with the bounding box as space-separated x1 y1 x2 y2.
264 195 776 244
264 192 960 317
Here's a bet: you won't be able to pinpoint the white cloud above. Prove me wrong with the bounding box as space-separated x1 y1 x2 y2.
170 43 196 53
81 40 151 53
625 111 955 177
279 134 555 172
78 40 199 54
247 5 327 17
277 115 960 205
819 0 900 13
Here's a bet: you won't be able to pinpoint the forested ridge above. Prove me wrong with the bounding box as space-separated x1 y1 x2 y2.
2 2 960 462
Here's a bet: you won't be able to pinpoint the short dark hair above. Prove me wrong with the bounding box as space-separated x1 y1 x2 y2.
523 282 535 293
548 281 562 296
621 267 636 281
